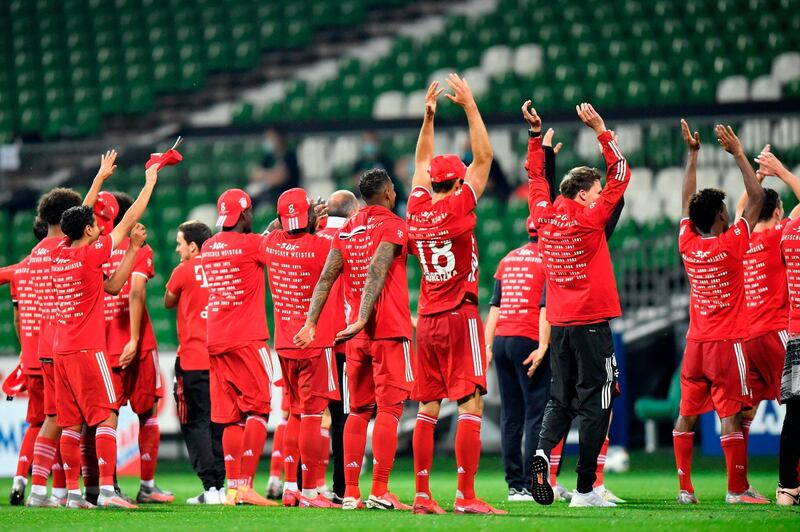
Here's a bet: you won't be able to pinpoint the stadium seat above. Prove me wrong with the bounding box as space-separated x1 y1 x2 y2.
772 51 800 85
634 370 681 453
716 75 749 103
749 75 782 101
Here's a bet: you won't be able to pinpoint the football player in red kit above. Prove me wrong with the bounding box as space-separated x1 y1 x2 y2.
405 76 504 515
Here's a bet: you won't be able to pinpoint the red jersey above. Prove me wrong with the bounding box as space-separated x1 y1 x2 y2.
201 231 270 355
29 236 65 359
317 222 348 342
780 216 800 334
528 131 630 326
743 222 789 337
679 217 750 342
264 230 336 355
333 205 412 340
494 241 546 341
11 257 41 374
51 235 115 354
406 184 479 315
0 263 16 285
102 239 157 361
166 256 210 370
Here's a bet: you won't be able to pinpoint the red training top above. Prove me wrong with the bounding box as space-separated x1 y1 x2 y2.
494 241 546 342
12 256 42 374
317 222 348 345
166 255 210 370
29 236 65 359
743 222 789 337
780 216 800 335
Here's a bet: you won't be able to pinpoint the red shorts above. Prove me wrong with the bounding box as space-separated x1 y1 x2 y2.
278 348 339 415
54 350 117 428
209 342 273 424
111 349 164 414
745 330 786 402
680 339 751 418
41 361 57 417
345 336 414 409
24 374 45 425
413 302 487 402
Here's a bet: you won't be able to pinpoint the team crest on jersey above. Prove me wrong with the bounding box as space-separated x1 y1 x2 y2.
589 201 597 209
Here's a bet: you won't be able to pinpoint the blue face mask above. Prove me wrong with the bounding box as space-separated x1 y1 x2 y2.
263 140 275 154
362 142 378 157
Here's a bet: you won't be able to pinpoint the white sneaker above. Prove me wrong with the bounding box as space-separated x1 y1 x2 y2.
676 490 699 504
508 488 534 502
342 496 361 510
569 490 616 507
553 484 572 502
207 487 223 505
594 485 626 503
266 476 283 500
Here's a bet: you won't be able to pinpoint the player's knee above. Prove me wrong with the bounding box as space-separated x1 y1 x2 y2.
377 403 403 420
457 389 483 416
418 400 441 418
350 404 375 422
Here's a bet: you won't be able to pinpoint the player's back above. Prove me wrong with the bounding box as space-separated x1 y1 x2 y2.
494 241 546 340
744 223 789 336
13 256 42 372
679 217 750 342
168 255 210 366
28 236 64 357
317 225 347 338
780 216 800 333
201 231 269 354
406 184 478 316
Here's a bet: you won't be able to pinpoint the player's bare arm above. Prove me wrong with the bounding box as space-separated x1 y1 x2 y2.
680 119 700 218
83 149 118 208
449 73 493 198
334 241 398 344
104 223 146 295
120 273 146 369
110 163 159 248
164 289 179 309
735 144 769 219
716 124 764 228
755 148 800 218
483 305 500 366
411 81 444 189
294 247 344 348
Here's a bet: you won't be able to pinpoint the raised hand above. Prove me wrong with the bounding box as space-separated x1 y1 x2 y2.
97 149 118 180
444 73 475 108
424 80 445 118
543 128 563 154
755 150 788 179
521 100 542 132
715 124 744 156
680 119 701 151
145 161 160 186
576 103 606 134
129 223 147 248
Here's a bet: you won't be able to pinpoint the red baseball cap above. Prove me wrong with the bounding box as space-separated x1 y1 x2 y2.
2 362 26 398
278 188 310 231
94 191 119 235
216 189 252 228
429 154 467 183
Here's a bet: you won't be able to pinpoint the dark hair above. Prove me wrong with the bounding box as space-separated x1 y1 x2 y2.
688 188 726 234
559 166 601 200
431 178 458 194
60 205 95 241
178 220 212 248
37 187 82 226
359 168 391 202
33 218 48 241
759 188 780 222
112 191 134 226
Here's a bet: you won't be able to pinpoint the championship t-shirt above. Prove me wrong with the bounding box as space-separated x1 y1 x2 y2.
12 256 42 374
494 241 546 341
743 222 789 337
201 231 270 355
679 217 750 342
406 184 479 315
166 255 210 370
780 216 800 334
51 235 115 354
29 236 66 359
317 222 348 344
333 205 412 340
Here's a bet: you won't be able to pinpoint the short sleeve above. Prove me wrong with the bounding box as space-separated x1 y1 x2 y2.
132 245 154 280
406 186 432 216
166 264 184 296
677 218 698 253
379 216 407 247
493 258 504 281
87 234 114 268
720 218 750 259
247 233 270 266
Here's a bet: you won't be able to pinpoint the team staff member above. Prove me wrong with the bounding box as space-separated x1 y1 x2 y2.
165 220 225 505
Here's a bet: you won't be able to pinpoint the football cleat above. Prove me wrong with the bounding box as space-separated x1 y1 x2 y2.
341 496 362 510
9 476 26 506
554 484 572 502
299 494 341 508
26 491 59 508
136 484 175 504
266 477 283 500
530 451 554 505
569 490 616 507
725 491 770 504
743 486 770 503
65 492 95 509
282 489 300 507
453 497 508 515
97 488 139 509
594 485 626 503
236 486 278 506
365 492 411 510
114 485 137 505
676 490 699 504
412 494 446 515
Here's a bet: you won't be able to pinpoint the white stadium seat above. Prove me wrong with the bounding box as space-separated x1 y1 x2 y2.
771 118 800 150
513 43 543 77
481 45 513 77
372 91 406 120
771 51 800 85
461 67 490 97
716 75 749 103
739 118 772 153
749 75 782 101
403 89 427 118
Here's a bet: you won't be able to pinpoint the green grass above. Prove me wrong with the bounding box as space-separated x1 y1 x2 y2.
1 452 797 531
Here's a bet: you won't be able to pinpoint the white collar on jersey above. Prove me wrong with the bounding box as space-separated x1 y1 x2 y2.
326 216 347 229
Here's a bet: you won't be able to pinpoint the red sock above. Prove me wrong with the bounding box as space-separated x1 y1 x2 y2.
223 423 244 489
138 417 160 482
80 427 99 490
95 425 117 487
455 413 482 500
299 414 324 490
413 413 437 497
318 427 330 487
371 406 402 497
31 435 57 487
270 419 287 478
550 438 565 487
593 437 609 488
51 443 66 490
343 409 371 499
59 429 82 491
240 415 268 488
283 414 300 484
720 432 748 494
15 423 39 477
673 431 695 493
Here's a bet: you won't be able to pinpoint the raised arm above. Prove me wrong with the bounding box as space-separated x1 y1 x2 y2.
334 241 398 344
294 247 344 348
522 101 551 225
735 144 769 220
680 119 701 218
543 128 563 203
83 150 117 208
716 124 764 228
104 224 146 295
447 73 493 199
411 81 444 190
111 163 158 247
755 148 800 219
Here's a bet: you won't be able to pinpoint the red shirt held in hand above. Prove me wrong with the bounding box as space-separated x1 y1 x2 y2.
166 255 210 370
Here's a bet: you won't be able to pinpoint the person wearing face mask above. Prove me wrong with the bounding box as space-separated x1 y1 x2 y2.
248 128 301 207
351 131 405 212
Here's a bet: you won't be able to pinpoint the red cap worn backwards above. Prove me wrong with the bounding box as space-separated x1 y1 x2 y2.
216 189 252 228
94 191 119 235
278 187 310 231
429 154 467 183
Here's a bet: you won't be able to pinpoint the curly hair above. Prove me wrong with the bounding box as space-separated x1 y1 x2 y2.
60 205 95 241
33 217 48 241
358 168 392 202
37 187 82 226
688 188 726 234
559 167 601 199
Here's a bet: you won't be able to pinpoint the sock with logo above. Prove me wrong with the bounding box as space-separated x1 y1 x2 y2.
139 416 160 484
343 407 372 499
455 413 482 500
30 435 57 493
283 413 300 485
318 427 330 488
413 412 437 498
240 415 268 488
593 437 609 488
222 423 244 490
299 413 324 495
15 423 39 478
371 404 402 497
59 429 82 491
95 425 117 488
270 418 287 478
721 432 748 493
672 431 695 493
550 437 564 487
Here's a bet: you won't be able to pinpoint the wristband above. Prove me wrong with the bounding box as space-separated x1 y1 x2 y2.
528 129 542 138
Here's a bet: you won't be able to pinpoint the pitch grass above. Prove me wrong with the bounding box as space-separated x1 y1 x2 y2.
1 451 797 531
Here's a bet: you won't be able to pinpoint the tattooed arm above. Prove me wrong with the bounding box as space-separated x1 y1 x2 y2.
335 241 398 344
293 248 344 348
